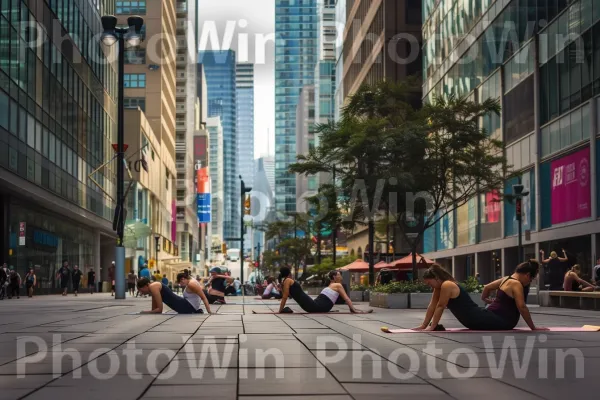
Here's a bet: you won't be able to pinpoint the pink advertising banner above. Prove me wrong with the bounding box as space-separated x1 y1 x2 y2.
551 147 591 225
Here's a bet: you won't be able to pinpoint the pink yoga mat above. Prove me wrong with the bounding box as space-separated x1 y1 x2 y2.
381 326 600 334
252 310 373 315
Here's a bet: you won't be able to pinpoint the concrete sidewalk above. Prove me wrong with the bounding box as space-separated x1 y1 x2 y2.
0 294 598 400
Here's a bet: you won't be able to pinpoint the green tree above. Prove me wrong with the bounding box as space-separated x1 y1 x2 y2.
290 80 507 282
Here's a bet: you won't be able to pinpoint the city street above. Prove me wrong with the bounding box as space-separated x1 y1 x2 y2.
0 295 598 400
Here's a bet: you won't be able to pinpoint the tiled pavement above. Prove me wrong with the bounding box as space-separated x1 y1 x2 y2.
0 294 599 400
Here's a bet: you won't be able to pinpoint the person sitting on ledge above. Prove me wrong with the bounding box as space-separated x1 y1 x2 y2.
563 264 595 292
415 262 547 331
137 271 211 314
278 267 371 314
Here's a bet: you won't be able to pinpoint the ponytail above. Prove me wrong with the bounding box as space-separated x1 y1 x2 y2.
515 259 540 278
422 264 455 282
325 270 339 286
176 269 191 283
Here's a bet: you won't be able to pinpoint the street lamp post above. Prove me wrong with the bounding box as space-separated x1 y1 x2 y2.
101 15 144 299
513 182 530 263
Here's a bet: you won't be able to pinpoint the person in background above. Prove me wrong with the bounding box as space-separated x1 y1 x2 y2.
108 262 116 296
128 270 137 296
161 274 169 286
25 267 36 298
138 264 151 297
475 273 482 285
540 249 568 290
592 258 600 286
72 265 83 296
234 277 242 295
88 267 96 294
563 265 595 292
154 270 162 282
1 263 9 300
57 260 70 296
8 266 21 299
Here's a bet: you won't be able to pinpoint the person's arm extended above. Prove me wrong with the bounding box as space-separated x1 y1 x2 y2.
278 280 291 313
33 275 36 286
141 285 163 314
575 274 594 288
191 282 212 314
481 278 503 304
425 282 453 331
334 283 360 313
512 282 545 330
414 288 440 330
558 249 568 262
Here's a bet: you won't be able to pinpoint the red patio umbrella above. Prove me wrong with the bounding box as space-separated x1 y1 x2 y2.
388 253 434 269
338 259 370 272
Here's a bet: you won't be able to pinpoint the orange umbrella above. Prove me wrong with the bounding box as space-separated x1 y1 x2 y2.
338 259 370 272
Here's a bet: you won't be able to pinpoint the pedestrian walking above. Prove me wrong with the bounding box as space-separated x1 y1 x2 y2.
72 265 83 296
57 260 70 296
128 270 137 296
109 262 115 296
25 267 36 297
87 267 96 294
0 263 8 300
8 267 21 299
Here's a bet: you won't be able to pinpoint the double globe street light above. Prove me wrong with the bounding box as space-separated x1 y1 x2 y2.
100 15 144 299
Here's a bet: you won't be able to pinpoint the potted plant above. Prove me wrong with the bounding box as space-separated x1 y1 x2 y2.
461 276 486 307
369 281 410 309
408 281 434 309
349 284 368 302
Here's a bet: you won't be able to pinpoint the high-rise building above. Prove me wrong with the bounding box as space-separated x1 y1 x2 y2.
422 0 600 284
253 157 277 258
275 0 318 212
236 63 255 188
236 63 255 254
175 0 200 265
0 0 118 292
119 0 178 270
295 86 317 212
342 0 422 100
257 156 275 196
199 50 238 244
207 117 225 246
334 0 347 122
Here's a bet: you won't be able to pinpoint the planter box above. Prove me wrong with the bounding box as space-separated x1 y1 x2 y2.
363 290 370 302
369 292 409 309
349 291 364 302
410 293 432 309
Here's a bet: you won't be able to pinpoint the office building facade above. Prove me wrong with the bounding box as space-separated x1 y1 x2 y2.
295 86 317 212
0 0 118 292
275 0 318 212
207 117 224 248
199 50 238 244
175 0 200 265
422 0 600 284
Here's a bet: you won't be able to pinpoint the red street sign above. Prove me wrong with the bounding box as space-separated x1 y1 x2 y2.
112 144 129 153
515 198 522 221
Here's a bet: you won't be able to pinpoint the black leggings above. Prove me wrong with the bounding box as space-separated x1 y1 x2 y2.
203 290 225 304
160 284 202 314
451 308 517 330
9 284 19 297
73 281 80 292
291 292 334 313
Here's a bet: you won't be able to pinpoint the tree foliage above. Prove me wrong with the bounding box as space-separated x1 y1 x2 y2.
289 80 507 279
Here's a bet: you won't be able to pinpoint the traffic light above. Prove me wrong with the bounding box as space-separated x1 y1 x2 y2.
221 243 227 254
244 195 251 215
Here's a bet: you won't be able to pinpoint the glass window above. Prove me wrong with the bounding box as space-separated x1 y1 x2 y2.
124 50 146 64
541 126 550 157
27 114 35 148
559 115 571 149
49 132 55 163
550 121 560 154
35 121 42 152
116 1 147 15
123 73 146 88
570 107 582 144
0 90 8 129
581 104 590 139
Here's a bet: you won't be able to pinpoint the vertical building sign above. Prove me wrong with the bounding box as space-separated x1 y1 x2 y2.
19 222 26 246
197 167 211 223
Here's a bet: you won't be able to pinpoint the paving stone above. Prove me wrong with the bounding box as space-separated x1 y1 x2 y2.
154 367 237 384
239 368 346 395
342 383 450 399
173 352 238 368
0 374 55 389
142 384 237 399
238 397 352 400
429 377 537 399
239 352 319 368
325 361 427 384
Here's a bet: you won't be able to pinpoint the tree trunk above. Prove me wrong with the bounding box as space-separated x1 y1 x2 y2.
368 219 375 286
411 245 418 282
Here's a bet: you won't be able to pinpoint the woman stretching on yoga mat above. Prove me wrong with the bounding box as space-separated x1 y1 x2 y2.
563 265 595 292
137 272 211 314
415 262 547 331
262 276 282 299
204 267 234 304
278 268 370 313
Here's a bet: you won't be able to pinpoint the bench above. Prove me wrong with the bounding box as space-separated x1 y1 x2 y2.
545 291 600 310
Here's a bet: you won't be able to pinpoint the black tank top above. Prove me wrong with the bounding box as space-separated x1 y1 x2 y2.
283 277 303 297
446 283 481 327
211 277 227 292
487 277 529 327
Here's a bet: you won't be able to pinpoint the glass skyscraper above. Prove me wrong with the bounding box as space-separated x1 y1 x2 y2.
199 50 238 242
275 0 318 212
236 63 255 189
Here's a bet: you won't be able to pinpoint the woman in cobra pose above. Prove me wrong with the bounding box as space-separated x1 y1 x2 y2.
278 267 371 313
415 262 547 331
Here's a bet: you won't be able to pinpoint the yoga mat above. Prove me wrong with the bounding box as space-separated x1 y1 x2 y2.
252 310 373 315
380 325 600 334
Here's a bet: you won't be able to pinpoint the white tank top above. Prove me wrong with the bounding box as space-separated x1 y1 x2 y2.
183 280 201 310
321 287 339 304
